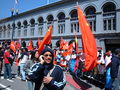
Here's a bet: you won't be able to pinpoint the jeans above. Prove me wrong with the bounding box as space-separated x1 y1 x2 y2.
4 63 12 79
27 80 34 90
20 63 26 80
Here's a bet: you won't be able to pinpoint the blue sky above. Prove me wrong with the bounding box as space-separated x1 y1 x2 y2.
0 0 60 19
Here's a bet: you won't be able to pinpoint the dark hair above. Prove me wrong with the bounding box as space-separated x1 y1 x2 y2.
115 48 120 55
30 51 35 60
40 47 54 61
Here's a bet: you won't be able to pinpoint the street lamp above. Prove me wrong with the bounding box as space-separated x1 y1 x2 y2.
11 8 19 41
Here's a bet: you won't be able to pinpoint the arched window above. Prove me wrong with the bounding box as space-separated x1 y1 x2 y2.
17 21 21 29
23 20 28 28
57 12 65 34
38 17 44 24
46 15 54 32
70 9 79 33
85 6 96 15
85 6 96 31
102 2 116 31
17 22 21 37
58 12 65 22
30 18 35 27
38 17 44 35
7 24 11 29
70 9 78 20
12 23 15 28
47 15 54 24
103 3 116 13
30 19 35 36
23 20 28 36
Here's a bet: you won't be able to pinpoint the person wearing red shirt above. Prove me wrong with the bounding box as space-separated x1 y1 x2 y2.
3 47 12 80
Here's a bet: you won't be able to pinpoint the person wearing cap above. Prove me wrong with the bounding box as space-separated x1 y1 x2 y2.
27 47 66 90
110 48 120 90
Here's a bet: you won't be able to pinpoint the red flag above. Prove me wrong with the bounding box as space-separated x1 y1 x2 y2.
67 43 73 54
28 40 34 51
60 37 68 50
15 40 21 49
10 41 16 52
38 25 52 53
77 6 97 72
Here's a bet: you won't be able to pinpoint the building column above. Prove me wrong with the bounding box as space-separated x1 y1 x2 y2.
53 20 58 36
34 24 38 37
65 18 71 35
116 9 120 32
27 26 30 38
96 12 103 33
99 39 106 52
20 27 24 37
43 22 47 36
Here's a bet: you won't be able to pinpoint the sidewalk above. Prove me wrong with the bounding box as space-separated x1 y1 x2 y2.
64 72 104 90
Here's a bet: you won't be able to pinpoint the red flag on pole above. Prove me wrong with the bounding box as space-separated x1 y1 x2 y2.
10 41 16 52
77 6 97 72
28 40 34 51
38 25 52 53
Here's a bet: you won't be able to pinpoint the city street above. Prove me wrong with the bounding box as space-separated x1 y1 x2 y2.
0 63 103 90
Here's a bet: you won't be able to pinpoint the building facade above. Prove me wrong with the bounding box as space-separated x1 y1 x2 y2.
0 0 120 52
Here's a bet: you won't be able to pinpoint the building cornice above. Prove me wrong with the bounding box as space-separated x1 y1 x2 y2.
0 0 77 23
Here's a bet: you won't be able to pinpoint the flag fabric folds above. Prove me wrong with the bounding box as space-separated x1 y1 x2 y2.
15 40 20 49
60 37 68 50
77 6 97 72
38 25 52 53
10 41 16 52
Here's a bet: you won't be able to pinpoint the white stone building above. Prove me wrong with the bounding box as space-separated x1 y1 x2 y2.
0 0 120 52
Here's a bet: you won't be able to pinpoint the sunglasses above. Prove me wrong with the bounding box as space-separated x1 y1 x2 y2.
44 54 52 57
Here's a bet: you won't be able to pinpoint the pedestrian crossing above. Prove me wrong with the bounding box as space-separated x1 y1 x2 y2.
0 83 13 90
0 76 14 82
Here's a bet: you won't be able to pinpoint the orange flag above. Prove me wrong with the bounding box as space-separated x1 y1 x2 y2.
15 40 21 49
10 41 16 52
28 40 34 51
77 6 97 72
60 37 68 50
38 25 52 53
67 43 73 54
61 43 73 56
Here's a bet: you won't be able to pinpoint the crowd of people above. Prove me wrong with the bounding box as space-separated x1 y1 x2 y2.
0 43 66 90
0 41 120 90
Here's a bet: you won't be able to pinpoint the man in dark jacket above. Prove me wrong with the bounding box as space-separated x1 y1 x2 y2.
27 47 66 90
110 48 120 90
